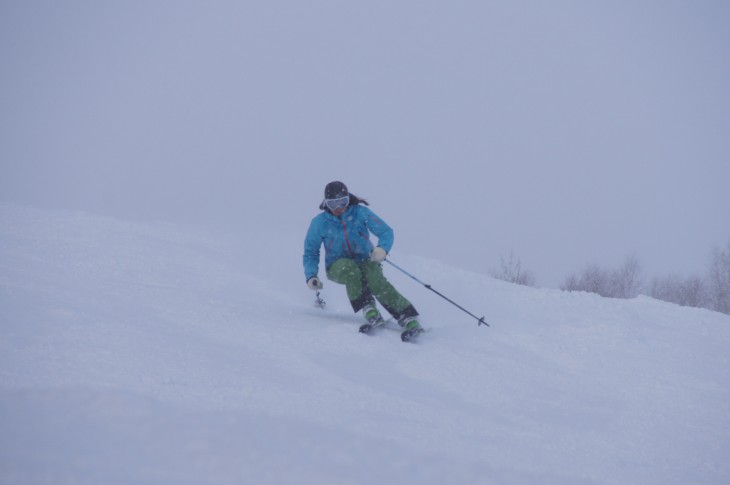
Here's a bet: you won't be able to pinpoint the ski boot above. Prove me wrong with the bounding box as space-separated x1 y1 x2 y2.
359 304 385 334
399 316 424 342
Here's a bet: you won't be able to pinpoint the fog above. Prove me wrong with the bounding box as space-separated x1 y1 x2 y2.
2 1 729 287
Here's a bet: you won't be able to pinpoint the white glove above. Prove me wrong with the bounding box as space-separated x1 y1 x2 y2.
370 247 387 262
307 277 323 290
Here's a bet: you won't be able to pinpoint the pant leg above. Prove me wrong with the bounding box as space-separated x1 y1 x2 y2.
326 258 373 312
361 261 418 320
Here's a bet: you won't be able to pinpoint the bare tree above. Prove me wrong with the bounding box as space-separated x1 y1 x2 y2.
610 253 643 299
562 263 613 297
491 250 536 287
650 274 706 308
562 254 642 299
707 240 730 314
562 273 580 292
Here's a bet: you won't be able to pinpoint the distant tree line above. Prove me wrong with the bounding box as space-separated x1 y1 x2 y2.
560 241 730 315
492 241 730 315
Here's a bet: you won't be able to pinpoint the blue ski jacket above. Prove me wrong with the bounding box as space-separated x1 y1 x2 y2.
303 205 394 281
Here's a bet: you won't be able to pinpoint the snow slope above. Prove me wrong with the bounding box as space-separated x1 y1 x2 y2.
1 204 728 485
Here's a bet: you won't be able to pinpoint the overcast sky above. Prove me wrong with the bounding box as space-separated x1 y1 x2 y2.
2 0 729 287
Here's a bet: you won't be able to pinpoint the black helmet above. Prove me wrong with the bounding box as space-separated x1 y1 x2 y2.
324 181 348 199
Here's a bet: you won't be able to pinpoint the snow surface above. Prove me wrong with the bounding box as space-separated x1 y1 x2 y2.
1 204 728 485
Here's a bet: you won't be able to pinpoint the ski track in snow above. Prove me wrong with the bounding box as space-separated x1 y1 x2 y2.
1 204 729 485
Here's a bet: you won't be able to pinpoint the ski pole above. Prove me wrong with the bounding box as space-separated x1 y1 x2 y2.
315 291 326 309
384 259 489 327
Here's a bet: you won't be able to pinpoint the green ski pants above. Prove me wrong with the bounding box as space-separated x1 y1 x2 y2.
326 258 418 319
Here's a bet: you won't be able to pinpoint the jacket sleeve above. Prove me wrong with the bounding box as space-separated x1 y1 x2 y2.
303 217 322 281
363 207 394 253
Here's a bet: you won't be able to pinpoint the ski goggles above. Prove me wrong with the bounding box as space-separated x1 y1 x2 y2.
324 195 349 210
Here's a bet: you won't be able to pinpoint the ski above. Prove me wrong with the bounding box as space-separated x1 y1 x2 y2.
359 318 428 342
358 318 388 334
314 294 427 341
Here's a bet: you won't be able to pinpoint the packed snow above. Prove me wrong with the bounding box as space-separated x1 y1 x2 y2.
1 204 728 484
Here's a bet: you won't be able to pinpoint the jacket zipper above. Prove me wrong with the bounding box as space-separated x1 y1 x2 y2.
339 217 354 257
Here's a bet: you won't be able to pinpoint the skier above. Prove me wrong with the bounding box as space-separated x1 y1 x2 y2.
303 181 423 337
